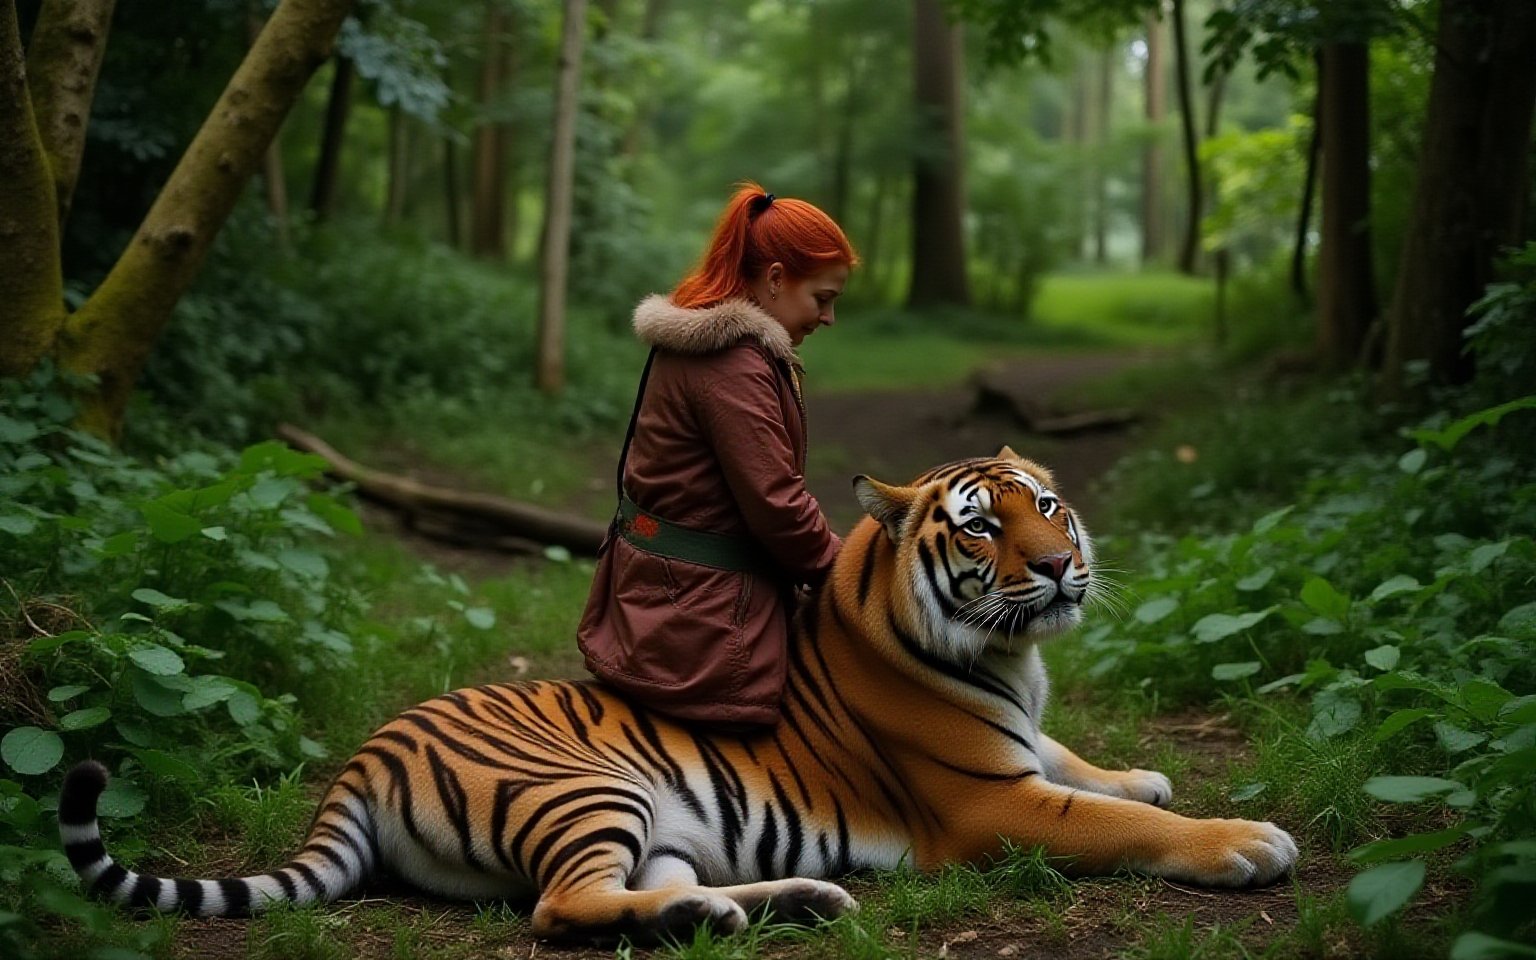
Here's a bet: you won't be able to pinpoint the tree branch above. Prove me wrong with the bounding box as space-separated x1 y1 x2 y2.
24 0 116 226
0 0 66 378
57 0 356 437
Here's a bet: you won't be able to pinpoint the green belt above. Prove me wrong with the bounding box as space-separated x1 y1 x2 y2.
617 495 778 576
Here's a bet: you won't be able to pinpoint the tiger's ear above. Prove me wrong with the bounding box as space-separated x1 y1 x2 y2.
996 445 1023 463
853 475 917 542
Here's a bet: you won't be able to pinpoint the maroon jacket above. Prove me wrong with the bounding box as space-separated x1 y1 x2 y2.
577 295 843 727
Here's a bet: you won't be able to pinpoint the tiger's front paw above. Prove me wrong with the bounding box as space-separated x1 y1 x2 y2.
1157 819 1298 888
1110 769 1173 808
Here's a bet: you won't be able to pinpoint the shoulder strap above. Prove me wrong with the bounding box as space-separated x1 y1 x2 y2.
615 347 659 499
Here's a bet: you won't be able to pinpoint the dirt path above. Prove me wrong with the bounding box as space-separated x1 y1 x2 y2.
805 350 1163 529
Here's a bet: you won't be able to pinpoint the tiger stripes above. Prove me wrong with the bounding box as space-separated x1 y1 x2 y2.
60 450 1297 941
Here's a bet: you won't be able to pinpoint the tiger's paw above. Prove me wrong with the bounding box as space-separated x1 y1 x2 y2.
765 879 858 923
656 891 749 937
1158 819 1298 888
1115 769 1173 808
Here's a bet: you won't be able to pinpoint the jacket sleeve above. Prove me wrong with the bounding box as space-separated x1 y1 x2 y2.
695 352 842 582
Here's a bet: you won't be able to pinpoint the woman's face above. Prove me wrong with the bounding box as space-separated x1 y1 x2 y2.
751 262 849 346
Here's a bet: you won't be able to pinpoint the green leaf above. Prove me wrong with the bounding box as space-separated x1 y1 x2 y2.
0 413 41 444
544 545 573 563
1469 541 1510 574
1 727 65 775
1256 673 1305 694
1212 661 1261 681
1397 448 1427 474
96 778 146 819
1348 861 1425 926
226 692 261 726
1300 577 1351 620
47 684 90 703
1363 776 1462 803
1364 645 1400 672
1410 396 1536 451
182 677 237 711
130 588 191 612
1433 721 1486 754
1191 607 1275 643
307 495 363 536
464 607 496 630
1369 575 1422 604
1451 932 1536 960
276 549 329 579
1251 506 1293 534
1373 708 1435 742
132 749 200 784
131 671 187 717
128 645 185 677
139 501 202 543
215 599 289 623
0 511 38 536
1133 597 1179 624
1228 782 1266 802
1308 695 1362 739
59 707 111 731
1235 567 1275 592
1458 679 1515 722
93 531 138 557
200 526 228 542
1498 602 1536 640
1349 829 1466 865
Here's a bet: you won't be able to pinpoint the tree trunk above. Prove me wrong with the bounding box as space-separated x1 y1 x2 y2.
1170 0 1201 275
864 171 891 293
1292 59 1321 305
1383 0 1536 392
0 1 66 378
535 0 588 394
443 135 462 249
1141 8 1167 265
309 54 353 219
23 0 116 227
908 0 970 307
830 53 861 226
384 105 408 226
469 4 509 259
1206 62 1230 345
249 6 290 247
1316 41 1376 370
1094 46 1112 264
58 0 357 438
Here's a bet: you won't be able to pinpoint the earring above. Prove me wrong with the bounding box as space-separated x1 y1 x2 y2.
771 288 778 300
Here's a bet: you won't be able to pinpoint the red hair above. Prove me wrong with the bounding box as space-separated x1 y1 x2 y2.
671 181 859 309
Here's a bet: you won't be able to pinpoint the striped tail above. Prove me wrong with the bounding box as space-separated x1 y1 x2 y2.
59 761 377 917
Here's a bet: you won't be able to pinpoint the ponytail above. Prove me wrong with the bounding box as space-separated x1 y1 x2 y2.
671 181 858 309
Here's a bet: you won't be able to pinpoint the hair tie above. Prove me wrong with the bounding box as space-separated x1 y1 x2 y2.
749 192 776 218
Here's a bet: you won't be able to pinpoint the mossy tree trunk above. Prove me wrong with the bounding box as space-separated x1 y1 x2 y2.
14 0 355 439
0 1 68 379
24 0 116 227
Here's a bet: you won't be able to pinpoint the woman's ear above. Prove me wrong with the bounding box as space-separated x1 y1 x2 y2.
767 262 785 291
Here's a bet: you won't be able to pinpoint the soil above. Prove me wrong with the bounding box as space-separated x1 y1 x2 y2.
158 350 1353 958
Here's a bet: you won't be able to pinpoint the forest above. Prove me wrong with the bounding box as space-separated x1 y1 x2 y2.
1 0 1534 957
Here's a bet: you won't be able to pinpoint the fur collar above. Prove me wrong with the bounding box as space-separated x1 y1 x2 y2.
632 295 797 365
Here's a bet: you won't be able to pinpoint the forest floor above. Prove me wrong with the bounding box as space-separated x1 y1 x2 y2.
151 349 1357 959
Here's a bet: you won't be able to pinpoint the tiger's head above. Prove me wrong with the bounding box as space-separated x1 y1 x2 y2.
852 447 1096 662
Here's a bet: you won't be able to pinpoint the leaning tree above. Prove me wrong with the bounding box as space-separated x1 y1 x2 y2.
0 0 356 440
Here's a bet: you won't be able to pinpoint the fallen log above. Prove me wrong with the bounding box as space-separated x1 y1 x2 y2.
972 375 1138 436
276 424 608 556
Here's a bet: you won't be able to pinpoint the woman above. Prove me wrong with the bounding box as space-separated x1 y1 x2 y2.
577 182 856 729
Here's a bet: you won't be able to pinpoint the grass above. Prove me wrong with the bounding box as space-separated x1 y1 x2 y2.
1031 272 1217 348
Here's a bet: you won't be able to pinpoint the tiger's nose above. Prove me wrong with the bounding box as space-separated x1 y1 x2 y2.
1028 552 1073 582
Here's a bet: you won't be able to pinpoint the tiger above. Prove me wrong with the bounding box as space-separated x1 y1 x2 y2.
58 448 1298 941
